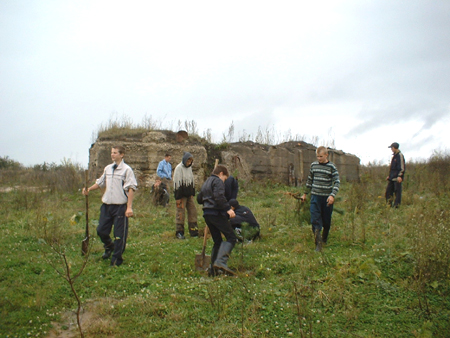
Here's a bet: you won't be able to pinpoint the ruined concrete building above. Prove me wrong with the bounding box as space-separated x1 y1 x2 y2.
88 130 360 188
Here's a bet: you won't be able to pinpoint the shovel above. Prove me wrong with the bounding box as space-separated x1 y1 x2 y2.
81 170 89 256
195 225 211 271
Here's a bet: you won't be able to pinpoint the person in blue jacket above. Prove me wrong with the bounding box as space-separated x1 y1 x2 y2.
157 153 172 194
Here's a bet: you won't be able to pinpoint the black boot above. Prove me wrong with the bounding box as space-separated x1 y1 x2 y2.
314 229 322 252
213 242 236 275
208 246 219 277
102 243 114 259
322 228 329 244
188 222 199 237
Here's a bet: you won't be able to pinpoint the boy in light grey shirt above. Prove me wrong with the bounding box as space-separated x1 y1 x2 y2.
83 145 137 266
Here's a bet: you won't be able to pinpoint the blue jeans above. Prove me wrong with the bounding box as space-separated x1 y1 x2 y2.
310 195 333 240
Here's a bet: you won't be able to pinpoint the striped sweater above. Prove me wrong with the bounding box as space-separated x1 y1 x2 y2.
305 161 340 197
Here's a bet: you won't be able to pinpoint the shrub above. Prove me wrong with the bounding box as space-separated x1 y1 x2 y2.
0 158 84 193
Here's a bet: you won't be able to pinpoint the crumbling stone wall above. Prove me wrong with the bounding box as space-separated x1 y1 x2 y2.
221 141 360 185
88 131 207 189
88 130 360 189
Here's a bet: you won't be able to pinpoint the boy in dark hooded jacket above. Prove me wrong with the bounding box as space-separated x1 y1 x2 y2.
197 165 237 275
224 175 239 201
173 152 198 239
228 199 260 241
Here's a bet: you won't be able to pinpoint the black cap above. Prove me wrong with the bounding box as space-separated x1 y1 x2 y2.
229 199 239 208
388 142 399 149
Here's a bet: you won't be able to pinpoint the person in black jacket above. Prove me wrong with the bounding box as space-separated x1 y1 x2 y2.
197 165 236 275
385 142 406 208
224 175 239 201
228 199 260 241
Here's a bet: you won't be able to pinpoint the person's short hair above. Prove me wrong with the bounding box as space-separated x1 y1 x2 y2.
113 145 126 155
229 199 239 208
155 177 162 182
316 146 328 155
212 165 229 177
165 153 171 157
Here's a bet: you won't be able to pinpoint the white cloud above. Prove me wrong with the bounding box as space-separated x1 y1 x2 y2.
1 0 449 166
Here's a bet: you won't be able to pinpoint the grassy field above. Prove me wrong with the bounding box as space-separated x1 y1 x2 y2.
0 155 449 337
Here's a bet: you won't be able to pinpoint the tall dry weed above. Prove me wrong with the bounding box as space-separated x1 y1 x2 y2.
408 201 450 281
356 152 450 286
0 159 84 194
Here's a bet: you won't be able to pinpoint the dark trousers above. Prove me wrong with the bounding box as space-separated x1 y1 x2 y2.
310 195 333 237
97 203 128 266
385 180 402 207
204 214 237 264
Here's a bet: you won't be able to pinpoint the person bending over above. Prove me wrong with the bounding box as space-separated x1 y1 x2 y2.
228 199 260 241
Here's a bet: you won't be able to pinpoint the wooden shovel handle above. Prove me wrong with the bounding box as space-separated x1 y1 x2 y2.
201 225 209 258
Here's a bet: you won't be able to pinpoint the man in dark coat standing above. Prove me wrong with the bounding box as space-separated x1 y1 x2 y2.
385 142 406 208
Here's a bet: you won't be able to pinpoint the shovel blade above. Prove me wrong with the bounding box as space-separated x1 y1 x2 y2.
195 254 211 271
81 237 89 256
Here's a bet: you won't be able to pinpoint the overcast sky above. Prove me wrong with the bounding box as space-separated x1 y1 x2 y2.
1 0 449 167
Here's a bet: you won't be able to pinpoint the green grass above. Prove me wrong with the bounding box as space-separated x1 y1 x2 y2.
1 165 450 337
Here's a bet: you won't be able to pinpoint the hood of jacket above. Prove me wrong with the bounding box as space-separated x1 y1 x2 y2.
182 152 193 167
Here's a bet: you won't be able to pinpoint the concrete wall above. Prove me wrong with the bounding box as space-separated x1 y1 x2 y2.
88 131 360 188
221 141 360 185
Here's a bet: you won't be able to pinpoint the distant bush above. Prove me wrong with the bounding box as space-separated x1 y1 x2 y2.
0 156 22 170
0 158 84 193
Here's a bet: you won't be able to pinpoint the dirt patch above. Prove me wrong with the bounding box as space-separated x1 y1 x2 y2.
47 299 117 338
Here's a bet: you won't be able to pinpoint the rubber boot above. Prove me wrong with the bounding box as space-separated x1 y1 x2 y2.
314 229 322 252
102 243 114 259
188 222 199 237
213 242 236 275
208 246 219 277
322 228 329 245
